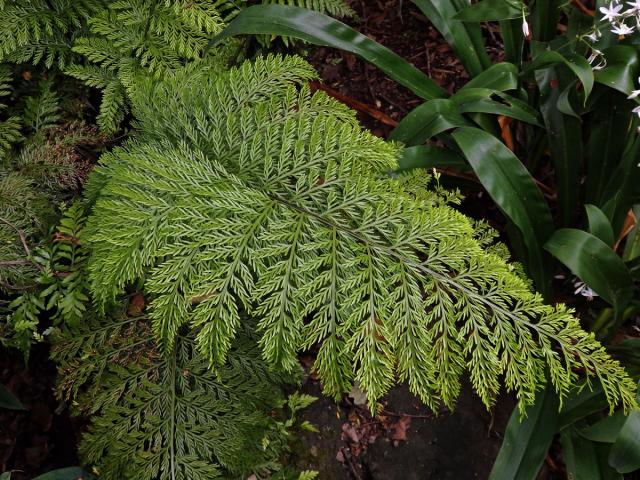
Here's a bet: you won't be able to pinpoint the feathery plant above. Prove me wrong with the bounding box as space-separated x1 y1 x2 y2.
53 313 297 479
62 0 352 133
1 69 106 350
84 54 637 414
0 0 106 68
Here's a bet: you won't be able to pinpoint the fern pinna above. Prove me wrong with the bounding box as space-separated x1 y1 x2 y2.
83 55 637 414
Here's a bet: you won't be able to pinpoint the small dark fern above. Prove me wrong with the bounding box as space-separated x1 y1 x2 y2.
83 55 637 414
53 314 296 480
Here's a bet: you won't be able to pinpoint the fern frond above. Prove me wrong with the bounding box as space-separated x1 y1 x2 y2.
84 55 638 414
261 0 355 18
0 0 105 67
23 80 61 132
53 315 294 479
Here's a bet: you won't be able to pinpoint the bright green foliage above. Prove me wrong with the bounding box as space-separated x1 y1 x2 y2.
4 203 89 351
65 0 236 133
83 55 637 414
63 0 352 133
37 203 90 329
0 0 106 68
53 315 294 479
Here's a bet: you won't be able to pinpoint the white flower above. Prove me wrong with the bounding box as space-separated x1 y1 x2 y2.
588 49 607 70
522 16 530 37
627 0 640 10
574 280 598 300
628 89 640 99
586 30 602 42
633 105 640 118
611 22 635 35
600 2 624 21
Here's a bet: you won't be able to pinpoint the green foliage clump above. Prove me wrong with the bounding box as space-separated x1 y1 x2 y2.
83 54 637 414
54 314 296 479
0 0 105 68
0 69 106 350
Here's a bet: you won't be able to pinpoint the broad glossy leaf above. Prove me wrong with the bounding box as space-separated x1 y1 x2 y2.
544 229 633 310
528 51 594 100
596 46 640 96
410 0 491 77
609 384 640 473
390 99 469 146
489 386 559 480
579 412 626 443
396 145 468 171
211 5 448 100
0 384 24 411
455 0 523 21
452 127 554 292
586 204 615 247
462 62 519 91
32 468 93 480
451 88 542 125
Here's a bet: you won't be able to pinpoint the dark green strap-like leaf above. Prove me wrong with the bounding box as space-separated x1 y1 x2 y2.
451 88 542 125
527 50 594 100
0 384 25 411
561 428 616 480
536 67 583 226
559 384 608 429
210 5 448 100
455 0 523 21
586 204 615 248
452 127 553 293
544 229 633 311
489 386 559 480
410 0 491 77
530 0 561 42
390 99 470 145
585 90 631 206
461 62 519 91
32 467 94 480
609 383 640 473
396 145 468 171
579 412 626 443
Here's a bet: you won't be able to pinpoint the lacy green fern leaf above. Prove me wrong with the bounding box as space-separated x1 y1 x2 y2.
66 0 233 133
53 315 294 480
23 80 61 133
83 55 638 414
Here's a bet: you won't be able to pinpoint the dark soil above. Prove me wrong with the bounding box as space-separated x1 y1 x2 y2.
0 346 79 479
292 376 515 480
